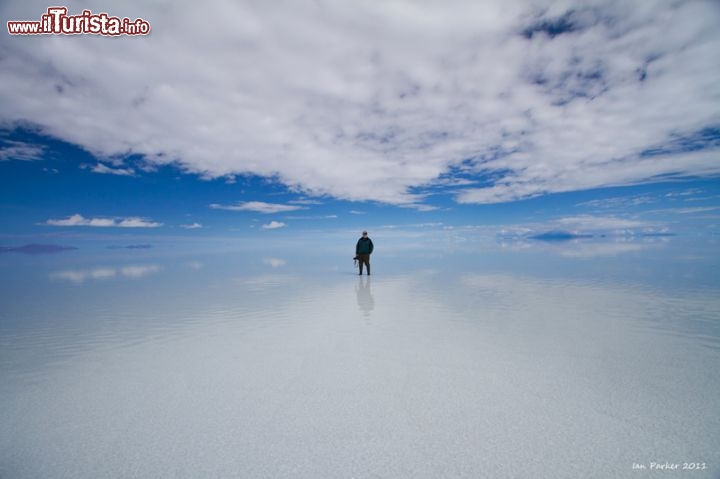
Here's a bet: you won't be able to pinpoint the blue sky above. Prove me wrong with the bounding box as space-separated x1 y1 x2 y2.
1 0 719 248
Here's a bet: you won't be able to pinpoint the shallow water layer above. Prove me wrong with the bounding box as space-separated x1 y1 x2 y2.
1 242 719 478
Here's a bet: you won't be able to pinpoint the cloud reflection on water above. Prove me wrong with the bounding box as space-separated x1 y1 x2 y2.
49 264 161 284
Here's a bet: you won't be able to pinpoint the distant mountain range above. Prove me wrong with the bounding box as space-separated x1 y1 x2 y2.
528 230 676 242
0 244 78 255
528 231 594 241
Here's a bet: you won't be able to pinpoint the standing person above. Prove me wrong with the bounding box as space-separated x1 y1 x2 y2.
355 230 374 275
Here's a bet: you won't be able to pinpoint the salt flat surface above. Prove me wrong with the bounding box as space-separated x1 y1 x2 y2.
1 246 719 478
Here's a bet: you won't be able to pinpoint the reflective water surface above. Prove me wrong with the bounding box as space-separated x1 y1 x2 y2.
1 239 719 478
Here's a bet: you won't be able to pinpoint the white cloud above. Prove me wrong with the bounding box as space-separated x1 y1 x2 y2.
399 203 441 212
46 214 162 228
0 140 44 161
1 0 718 205
284 214 337 220
262 221 286 230
89 163 135 176
181 222 203 229
116 217 162 228
47 214 113 227
576 195 658 209
210 201 303 214
575 189 712 210
647 206 719 215
554 215 650 231
665 188 703 198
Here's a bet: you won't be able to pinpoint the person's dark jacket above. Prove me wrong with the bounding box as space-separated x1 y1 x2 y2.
356 237 374 255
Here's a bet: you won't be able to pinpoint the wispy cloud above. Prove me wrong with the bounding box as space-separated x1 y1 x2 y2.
577 189 709 210
665 188 704 198
46 214 163 228
646 207 719 215
381 222 444 229
684 195 720 203
554 215 650 231
181 222 203 229
577 195 658 209
399 203 441 212
88 163 136 176
210 201 304 214
1 1 718 205
0 140 44 161
262 221 286 230
284 215 337 220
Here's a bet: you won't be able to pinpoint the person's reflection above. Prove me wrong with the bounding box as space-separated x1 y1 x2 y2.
355 275 374 317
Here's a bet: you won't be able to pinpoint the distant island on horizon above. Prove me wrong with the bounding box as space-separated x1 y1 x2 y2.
0 244 78 255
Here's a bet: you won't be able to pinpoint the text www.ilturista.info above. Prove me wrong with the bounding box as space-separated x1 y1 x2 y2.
7 7 150 36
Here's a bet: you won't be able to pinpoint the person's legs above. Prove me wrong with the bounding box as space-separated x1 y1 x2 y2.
358 254 369 275
361 255 370 275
